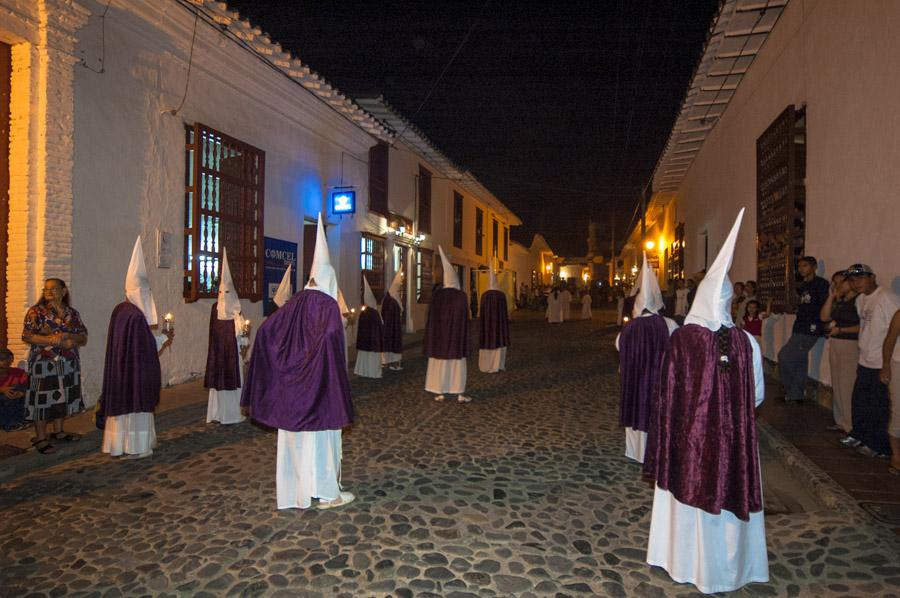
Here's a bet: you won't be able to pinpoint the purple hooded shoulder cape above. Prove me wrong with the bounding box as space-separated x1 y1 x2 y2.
356 307 384 352
204 302 240 391
99 302 161 417
479 290 510 350
423 287 469 359
643 324 762 521
381 292 403 354
618 314 669 432
240 289 353 432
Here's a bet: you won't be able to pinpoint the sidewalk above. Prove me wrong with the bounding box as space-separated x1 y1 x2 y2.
758 364 900 536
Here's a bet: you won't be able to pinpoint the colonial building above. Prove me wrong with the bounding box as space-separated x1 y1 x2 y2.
356 97 521 326
619 0 900 388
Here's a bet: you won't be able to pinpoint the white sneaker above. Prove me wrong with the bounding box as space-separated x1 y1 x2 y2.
124 450 153 460
434 394 445 401
317 491 355 509
457 395 472 403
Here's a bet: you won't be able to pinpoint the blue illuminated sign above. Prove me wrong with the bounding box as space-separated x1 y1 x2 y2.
331 189 356 215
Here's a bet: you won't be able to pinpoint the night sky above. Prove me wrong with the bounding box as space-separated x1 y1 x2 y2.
227 0 720 257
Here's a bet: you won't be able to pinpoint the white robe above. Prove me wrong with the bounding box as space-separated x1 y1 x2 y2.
647 330 768 594
425 358 466 394
580 295 592 319
381 351 402 364
560 291 572 320
354 350 383 378
547 294 563 323
207 318 248 424
276 429 342 509
615 314 679 464
102 333 167 456
478 347 506 373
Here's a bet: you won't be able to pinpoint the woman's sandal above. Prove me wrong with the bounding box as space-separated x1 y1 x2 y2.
51 431 81 442
32 438 57 454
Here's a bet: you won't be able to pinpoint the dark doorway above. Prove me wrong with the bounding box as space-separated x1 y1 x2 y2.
302 222 317 285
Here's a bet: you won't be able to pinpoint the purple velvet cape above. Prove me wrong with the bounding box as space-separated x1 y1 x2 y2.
423 287 469 359
380 293 403 354
99 302 161 417
204 302 241 391
240 289 353 432
356 307 384 352
643 324 762 521
618 314 670 432
479 290 510 350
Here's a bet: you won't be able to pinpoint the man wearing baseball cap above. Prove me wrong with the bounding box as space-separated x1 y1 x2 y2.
842 264 900 459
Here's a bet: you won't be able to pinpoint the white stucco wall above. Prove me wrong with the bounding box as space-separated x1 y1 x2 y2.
68 0 376 401
668 0 900 383
676 0 900 291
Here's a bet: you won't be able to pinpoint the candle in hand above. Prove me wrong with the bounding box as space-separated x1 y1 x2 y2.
163 312 174 332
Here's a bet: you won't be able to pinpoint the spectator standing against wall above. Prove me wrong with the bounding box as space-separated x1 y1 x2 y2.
0 348 28 432
820 270 860 435
881 308 900 475
777 257 829 403
843 264 900 458
22 278 89 454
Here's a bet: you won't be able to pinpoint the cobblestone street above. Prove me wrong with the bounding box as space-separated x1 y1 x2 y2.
2 312 900 597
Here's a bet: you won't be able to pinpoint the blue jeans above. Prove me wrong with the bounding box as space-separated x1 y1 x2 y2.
777 333 819 401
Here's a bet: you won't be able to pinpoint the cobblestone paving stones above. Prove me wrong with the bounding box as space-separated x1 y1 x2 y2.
2 314 900 596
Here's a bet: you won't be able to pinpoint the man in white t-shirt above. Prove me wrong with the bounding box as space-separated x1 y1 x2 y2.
843 264 900 459
879 307 900 475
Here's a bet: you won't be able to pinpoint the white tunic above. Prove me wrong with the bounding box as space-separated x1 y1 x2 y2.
276 429 342 509
102 333 168 457
425 358 466 394
647 330 768 594
560 291 572 320
381 351 402 364
580 295 592 319
547 294 563 323
353 350 383 378
207 318 248 424
478 347 507 373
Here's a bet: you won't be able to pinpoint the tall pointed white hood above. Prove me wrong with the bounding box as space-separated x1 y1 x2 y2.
438 245 459 290
217 247 242 320
388 268 403 299
632 251 664 317
125 236 158 326
629 263 643 297
488 264 499 291
273 264 293 308
304 213 339 301
362 275 377 309
685 208 745 331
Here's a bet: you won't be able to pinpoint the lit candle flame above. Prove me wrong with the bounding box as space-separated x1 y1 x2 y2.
164 312 173 322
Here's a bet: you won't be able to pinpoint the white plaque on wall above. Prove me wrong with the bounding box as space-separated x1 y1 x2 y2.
157 230 173 269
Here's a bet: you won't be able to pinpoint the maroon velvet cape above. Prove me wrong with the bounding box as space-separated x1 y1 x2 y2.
99 302 161 417
423 287 469 359
479 290 510 350
204 302 241 391
356 307 384 352
381 292 403 354
644 324 762 521
618 314 670 432
240 289 353 432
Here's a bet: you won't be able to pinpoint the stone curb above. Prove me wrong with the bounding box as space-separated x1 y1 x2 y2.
756 419 866 518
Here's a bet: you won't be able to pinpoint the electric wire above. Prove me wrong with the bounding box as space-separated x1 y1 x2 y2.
78 0 113 74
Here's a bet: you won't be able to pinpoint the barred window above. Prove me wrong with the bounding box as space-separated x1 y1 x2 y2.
360 234 385 304
453 191 463 248
418 165 432 234
416 248 433 304
492 218 499 257
503 225 509 261
475 207 484 256
184 123 264 302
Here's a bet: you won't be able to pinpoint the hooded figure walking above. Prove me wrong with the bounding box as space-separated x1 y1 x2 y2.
478 265 510 373
204 247 249 425
100 237 174 459
643 209 768 593
615 253 678 463
241 214 355 510
424 246 471 403
354 276 384 379
381 270 404 371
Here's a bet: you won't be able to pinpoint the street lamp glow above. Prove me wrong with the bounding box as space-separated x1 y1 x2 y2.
644 240 655 250
545 264 552 272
